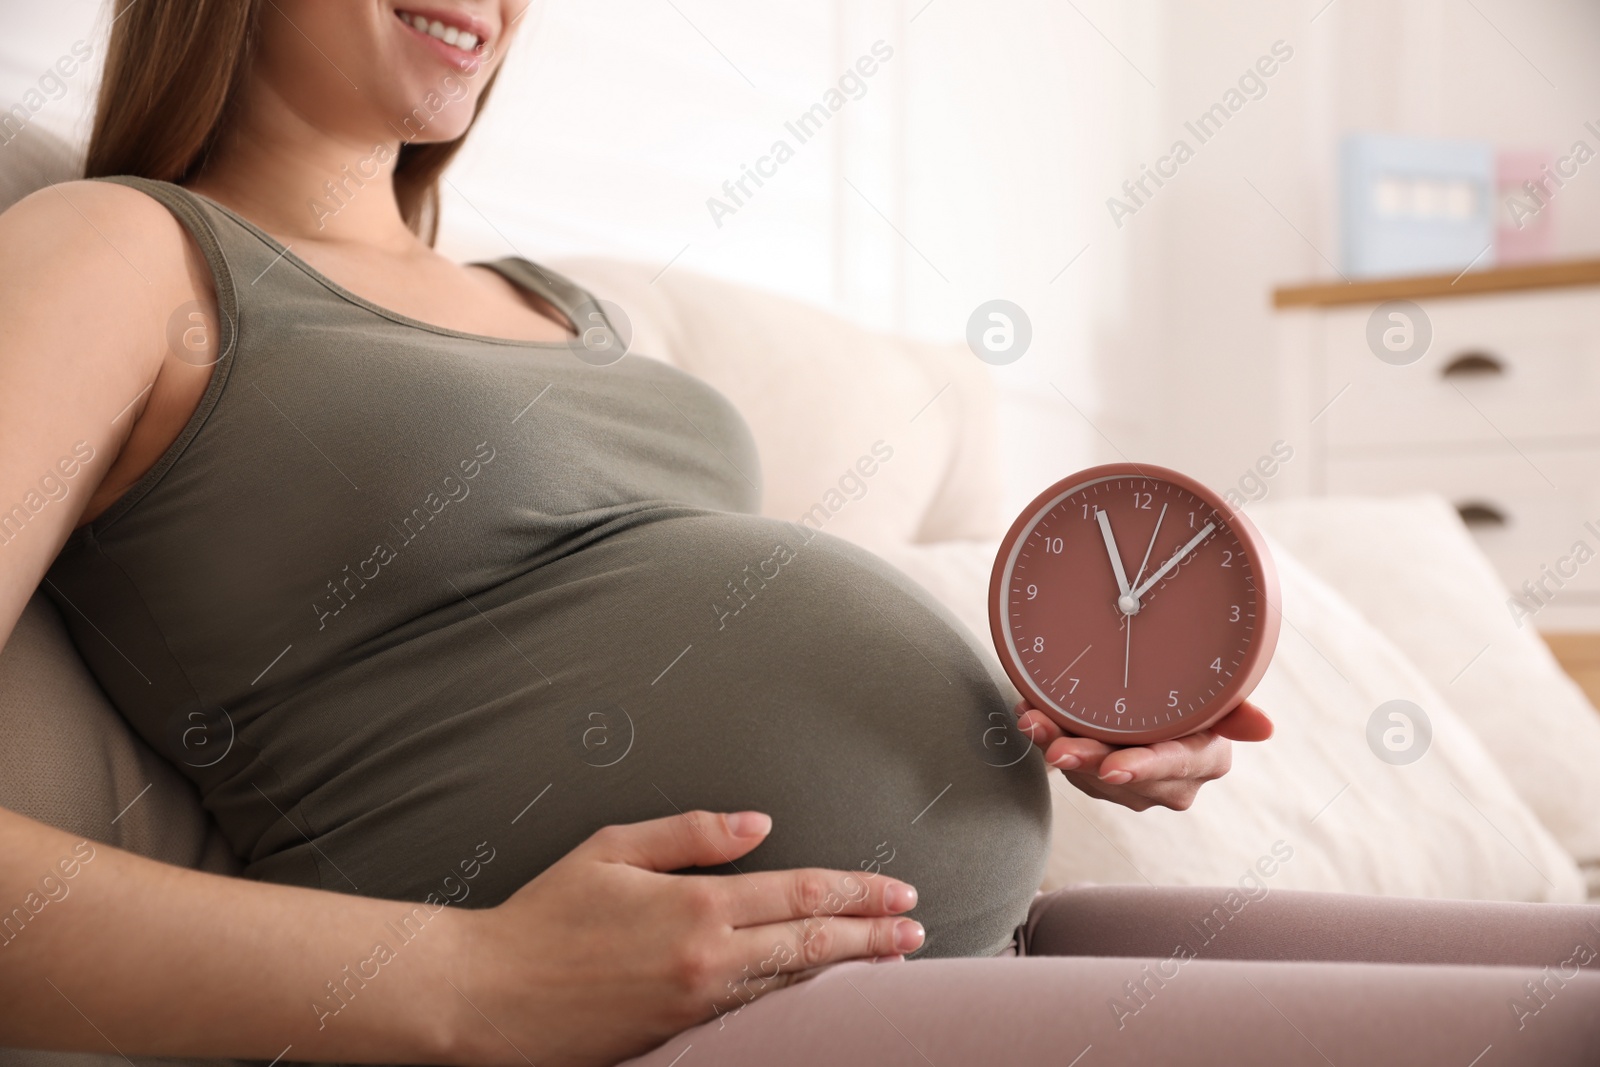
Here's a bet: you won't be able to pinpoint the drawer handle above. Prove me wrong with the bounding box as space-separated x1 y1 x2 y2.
1455 501 1509 528
1440 351 1505 378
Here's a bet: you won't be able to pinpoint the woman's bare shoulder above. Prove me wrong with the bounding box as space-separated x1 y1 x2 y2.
0 179 200 296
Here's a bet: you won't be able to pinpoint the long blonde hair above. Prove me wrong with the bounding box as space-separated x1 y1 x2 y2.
84 0 501 244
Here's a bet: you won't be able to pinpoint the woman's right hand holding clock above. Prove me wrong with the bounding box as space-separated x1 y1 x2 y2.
1015 698 1274 812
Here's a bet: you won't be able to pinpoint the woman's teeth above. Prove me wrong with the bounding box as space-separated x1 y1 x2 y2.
398 12 481 52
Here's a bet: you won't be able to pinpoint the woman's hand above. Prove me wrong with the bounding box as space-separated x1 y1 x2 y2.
1016 699 1273 812
446 810 923 1067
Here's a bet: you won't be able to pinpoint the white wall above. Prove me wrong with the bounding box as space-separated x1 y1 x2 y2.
0 0 103 146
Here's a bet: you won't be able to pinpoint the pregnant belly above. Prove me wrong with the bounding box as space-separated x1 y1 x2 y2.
246 513 1051 958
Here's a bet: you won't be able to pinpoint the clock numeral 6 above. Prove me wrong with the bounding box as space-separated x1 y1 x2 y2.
1167 690 1179 707
1114 697 1126 714
1032 636 1044 652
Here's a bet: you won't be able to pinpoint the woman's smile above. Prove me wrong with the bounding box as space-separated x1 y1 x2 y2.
393 5 493 69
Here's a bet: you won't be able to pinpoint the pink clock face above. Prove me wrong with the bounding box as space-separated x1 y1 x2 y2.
989 464 1280 745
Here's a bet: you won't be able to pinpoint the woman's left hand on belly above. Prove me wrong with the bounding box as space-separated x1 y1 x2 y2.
1013 700 1274 812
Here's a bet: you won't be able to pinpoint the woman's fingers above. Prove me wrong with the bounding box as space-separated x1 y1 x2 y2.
727 913 925 979
713 867 918 927
1097 731 1229 785
1014 700 1114 769
1016 707 1064 750
670 866 923 1014
1043 734 1115 773
1211 699 1274 742
580 809 773 871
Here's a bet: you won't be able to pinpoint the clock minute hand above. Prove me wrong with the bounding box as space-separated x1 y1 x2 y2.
1094 508 1133 599
1131 521 1216 600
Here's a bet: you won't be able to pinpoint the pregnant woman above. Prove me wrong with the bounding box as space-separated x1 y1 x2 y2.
1 1 1596 1064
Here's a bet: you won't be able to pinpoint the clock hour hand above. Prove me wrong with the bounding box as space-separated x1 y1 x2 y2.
1131 521 1216 600
1094 507 1133 601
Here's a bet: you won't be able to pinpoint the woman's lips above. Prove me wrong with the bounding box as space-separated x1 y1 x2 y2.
394 8 492 68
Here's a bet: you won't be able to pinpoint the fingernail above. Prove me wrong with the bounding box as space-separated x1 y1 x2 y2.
1051 753 1081 770
885 883 918 912
726 811 771 837
869 954 906 964
894 920 925 952
1099 770 1132 785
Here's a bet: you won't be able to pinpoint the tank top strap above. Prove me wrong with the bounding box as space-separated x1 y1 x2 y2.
475 256 602 333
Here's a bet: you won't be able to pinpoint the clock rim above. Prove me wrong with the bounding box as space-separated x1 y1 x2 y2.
987 462 1282 746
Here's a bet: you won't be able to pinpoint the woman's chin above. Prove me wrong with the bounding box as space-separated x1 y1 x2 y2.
380 96 478 146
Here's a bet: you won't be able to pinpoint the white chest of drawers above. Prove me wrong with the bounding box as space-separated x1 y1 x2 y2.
1274 261 1600 633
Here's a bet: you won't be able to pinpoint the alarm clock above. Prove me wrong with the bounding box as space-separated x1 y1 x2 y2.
988 463 1280 746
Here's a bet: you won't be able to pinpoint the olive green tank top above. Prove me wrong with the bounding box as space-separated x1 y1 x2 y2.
44 176 1049 958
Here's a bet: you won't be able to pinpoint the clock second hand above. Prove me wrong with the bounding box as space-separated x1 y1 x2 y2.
1123 612 1132 689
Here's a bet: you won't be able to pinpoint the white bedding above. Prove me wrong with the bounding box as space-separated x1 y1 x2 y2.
1253 495 1600 898
876 536 1587 903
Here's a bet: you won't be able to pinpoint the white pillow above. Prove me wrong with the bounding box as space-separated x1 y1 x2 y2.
874 537 1585 902
552 257 1008 547
1253 495 1600 898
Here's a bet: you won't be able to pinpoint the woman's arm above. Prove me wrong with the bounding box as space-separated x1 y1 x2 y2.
0 180 189 646
0 804 472 1060
1 803 920 1065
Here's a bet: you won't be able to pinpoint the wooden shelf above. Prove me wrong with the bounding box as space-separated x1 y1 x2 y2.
1545 632 1600 713
1273 257 1600 309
